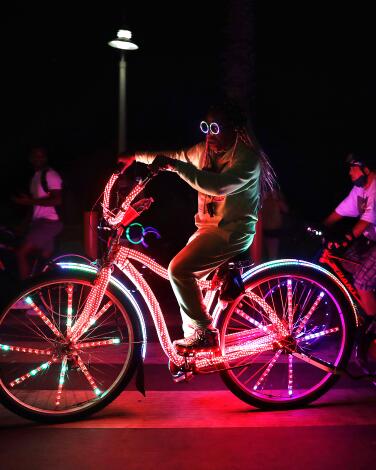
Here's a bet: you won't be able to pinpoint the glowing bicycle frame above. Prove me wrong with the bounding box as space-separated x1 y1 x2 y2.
0 169 363 421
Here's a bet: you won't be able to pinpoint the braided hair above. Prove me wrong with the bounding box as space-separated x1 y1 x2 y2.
207 100 278 199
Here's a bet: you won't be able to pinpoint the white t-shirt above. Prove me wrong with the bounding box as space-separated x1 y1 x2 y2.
336 178 376 241
30 168 63 221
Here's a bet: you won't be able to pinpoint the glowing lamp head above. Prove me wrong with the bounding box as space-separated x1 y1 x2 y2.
108 29 139 51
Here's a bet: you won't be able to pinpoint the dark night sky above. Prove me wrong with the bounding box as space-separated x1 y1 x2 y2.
1 1 375 256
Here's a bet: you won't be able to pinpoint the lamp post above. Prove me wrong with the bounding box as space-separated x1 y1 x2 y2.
108 29 139 153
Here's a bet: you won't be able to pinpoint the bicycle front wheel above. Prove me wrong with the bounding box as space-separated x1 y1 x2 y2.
0 271 144 422
218 263 355 409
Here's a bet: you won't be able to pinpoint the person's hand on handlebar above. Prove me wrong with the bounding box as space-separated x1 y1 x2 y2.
327 233 354 251
117 154 135 172
149 155 176 174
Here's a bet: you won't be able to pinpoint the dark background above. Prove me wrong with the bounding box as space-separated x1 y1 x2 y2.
1 1 375 259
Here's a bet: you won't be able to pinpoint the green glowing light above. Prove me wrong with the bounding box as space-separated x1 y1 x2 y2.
25 297 33 305
94 388 102 396
30 369 37 376
113 338 120 344
1 345 10 351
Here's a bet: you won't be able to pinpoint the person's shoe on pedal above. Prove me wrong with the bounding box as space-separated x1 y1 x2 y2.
173 326 220 354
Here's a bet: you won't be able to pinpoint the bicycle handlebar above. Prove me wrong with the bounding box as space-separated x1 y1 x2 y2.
102 169 155 227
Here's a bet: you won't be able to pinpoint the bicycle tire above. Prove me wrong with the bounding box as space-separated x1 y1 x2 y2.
0 269 144 423
218 262 355 409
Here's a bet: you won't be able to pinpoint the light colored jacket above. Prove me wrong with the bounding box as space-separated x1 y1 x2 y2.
135 138 260 235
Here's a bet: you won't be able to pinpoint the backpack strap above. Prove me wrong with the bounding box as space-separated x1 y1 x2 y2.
40 168 50 194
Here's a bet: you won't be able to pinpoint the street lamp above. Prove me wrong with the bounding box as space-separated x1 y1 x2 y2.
108 29 139 153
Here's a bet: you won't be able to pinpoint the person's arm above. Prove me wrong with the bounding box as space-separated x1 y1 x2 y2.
323 210 343 227
173 146 260 196
13 190 62 207
351 219 371 238
118 143 205 169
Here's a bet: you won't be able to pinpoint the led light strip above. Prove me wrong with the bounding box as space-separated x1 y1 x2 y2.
55 356 68 406
123 260 184 366
295 291 325 335
24 297 62 338
288 354 293 396
74 338 120 349
0 344 52 355
66 284 73 337
9 357 58 387
297 326 340 342
287 279 293 331
245 291 288 336
76 355 102 396
70 267 112 341
57 262 147 359
253 349 282 390
234 307 270 332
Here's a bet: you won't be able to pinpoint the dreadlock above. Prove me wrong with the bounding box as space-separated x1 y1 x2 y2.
207 100 278 200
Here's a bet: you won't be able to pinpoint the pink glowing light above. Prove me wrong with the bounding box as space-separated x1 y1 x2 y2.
76 355 101 396
288 354 293 396
253 349 282 390
297 326 340 342
71 267 112 341
9 357 58 387
55 356 68 406
245 290 288 336
287 279 293 332
0 343 52 355
295 291 325 335
24 297 62 338
66 284 73 337
75 338 120 349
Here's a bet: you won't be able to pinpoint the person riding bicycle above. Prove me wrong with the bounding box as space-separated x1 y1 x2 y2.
323 153 376 338
118 100 276 353
13 146 63 280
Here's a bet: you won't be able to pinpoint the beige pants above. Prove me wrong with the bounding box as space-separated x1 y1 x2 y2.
168 228 253 336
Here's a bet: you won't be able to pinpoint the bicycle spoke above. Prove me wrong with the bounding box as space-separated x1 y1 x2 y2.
253 349 282 391
75 338 121 350
0 343 53 355
24 296 63 339
66 284 73 337
76 355 102 396
295 291 325 335
288 354 293 396
9 357 58 388
56 356 68 406
287 279 293 331
297 326 340 342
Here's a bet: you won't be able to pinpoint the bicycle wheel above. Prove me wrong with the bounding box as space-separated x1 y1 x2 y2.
218 262 355 409
0 270 144 422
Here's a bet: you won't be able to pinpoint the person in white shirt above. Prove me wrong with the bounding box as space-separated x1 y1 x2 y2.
324 153 376 324
14 147 63 279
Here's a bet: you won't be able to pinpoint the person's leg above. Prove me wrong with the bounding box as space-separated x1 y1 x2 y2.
168 229 252 335
17 241 36 280
357 289 376 317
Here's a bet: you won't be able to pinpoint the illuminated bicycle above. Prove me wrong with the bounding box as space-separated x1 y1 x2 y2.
0 169 362 422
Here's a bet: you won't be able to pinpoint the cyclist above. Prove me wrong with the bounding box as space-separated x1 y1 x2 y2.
118 100 276 353
323 153 376 338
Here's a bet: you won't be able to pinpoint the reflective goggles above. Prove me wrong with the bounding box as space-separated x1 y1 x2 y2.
200 121 220 135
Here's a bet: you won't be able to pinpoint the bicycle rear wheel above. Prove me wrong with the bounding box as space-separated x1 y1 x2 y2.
0 270 144 422
218 263 355 409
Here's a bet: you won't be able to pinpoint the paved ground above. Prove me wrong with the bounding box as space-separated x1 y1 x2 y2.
1 339 376 470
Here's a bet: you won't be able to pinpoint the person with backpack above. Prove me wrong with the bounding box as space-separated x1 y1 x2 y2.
13 146 63 279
